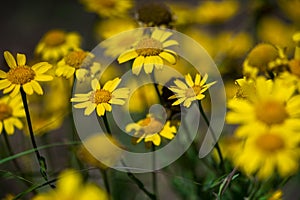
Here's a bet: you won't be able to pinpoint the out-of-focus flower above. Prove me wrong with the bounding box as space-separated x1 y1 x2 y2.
79 0 133 18
0 51 53 96
77 134 123 169
227 76 300 130
1 194 15 200
195 0 239 24
56 49 101 82
233 77 256 100
126 115 177 146
168 2 196 26
101 29 144 58
277 0 300 24
232 124 300 180
267 190 283 200
35 29 81 62
94 17 138 40
118 29 178 75
0 95 24 135
257 16 297 56
32 169 108 200
168 73 216 108
71 78 129 116
136 2 174 27
242 43 288 79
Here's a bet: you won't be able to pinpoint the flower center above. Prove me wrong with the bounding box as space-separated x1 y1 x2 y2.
43 30 66 47
255 133 285 153
255 100 289 125
0 103 13 120
7 66 36 85
288 59 300 78
90 89 112 104
140 117 164 134
185 85 201 97
136 38 163 56
64 51 87 69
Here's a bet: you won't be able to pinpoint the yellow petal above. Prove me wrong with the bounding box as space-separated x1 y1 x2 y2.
74 101 91 108
0 122 3 134
110 98 125 105
31 80 43 95
185 74 194 87
35 74 53 81
0 79 11 89
84 103 96 115
105 78 121 92
0 70 7 78
22 83 34 95
96 104 105 116
118 49 138 64
163 40 179 48
4 119 14 134
91 79 100 91
144 56 154 74
132 56 144 75
9 85 20 97
145 133 161 146
4 51 17 68
17 53 26 66
32 62 52 73
159 51 176 64
154 56 163 69
103 103 112 111
174 79 188 89
195 74 201 85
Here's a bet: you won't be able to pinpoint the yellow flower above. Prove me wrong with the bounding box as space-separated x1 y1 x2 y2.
55 49 101 82
118 29 178 75
195 0 239 24
268 190 283 200
32 169 108 200
71 78 129 116
0 51 53 96
126 115 177 146
232 124 300 180
168 73 217 108
35 29 81 61
77 134 123 169
0 95 24 135
79 0 133 18
101 29 144 58
226 76 300 130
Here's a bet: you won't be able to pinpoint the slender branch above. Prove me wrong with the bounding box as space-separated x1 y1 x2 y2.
20 87 55 189
198 101 224 171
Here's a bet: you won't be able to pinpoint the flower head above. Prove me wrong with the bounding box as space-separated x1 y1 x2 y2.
0 51 53 96
168 73 217 108
126 115 177 147
226 76 300 130
55 49 101 82
71 78 130 116
32 169 108 200
118 29 178 75
35 29 81 61
0 95 25 135
232 124 300 180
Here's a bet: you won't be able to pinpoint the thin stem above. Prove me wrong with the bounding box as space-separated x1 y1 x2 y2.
121 159 156 200
152 145 158 199
198 101 224 171
20 87 55 189
99 168 111 197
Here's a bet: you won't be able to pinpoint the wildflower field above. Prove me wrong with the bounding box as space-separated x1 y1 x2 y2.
0 0 300 199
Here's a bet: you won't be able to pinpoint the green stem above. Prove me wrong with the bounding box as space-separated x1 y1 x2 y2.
20 87 55 189
198 101 224 171
99 168 111 197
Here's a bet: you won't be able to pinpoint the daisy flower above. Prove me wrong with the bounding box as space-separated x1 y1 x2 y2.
0 51 53 96
0 95 25 135
71 78 130 116
79 0 133 18
118 29 178 75
55 49 101 82
232 124 300 180
168 73 217 108
226 76 300 130
35 29 81 61
125 115 177 146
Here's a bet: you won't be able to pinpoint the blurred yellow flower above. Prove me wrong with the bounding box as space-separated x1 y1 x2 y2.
118 29 178 75
35 29 81 62
268 190 283 200
233 124 300 180
32 169 108 200
227 76 300 130
79 0 133 18
277 0 300 24
126 115 177 146
0 95 24 135
0 51 53 96
56 49 101 82
168 73 216 108
195 0 239 24
71 78 129 116
77 134 123 169
168 2 196 26
94 17 138 40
